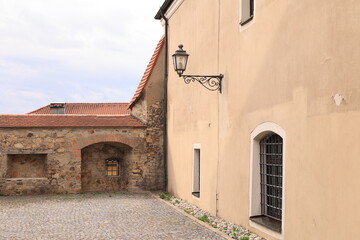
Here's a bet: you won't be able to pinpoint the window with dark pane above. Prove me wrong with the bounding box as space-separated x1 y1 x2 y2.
192 148 201 198
260 134 283 221
240 0 254 25
106 158 120 176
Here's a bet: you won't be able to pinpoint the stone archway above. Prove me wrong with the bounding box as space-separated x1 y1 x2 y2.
81 142 132 192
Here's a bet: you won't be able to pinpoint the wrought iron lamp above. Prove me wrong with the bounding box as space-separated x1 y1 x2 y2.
172 44 224 93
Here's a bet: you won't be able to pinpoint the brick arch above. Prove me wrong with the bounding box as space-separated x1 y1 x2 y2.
71 135 135 160
79 135 134 149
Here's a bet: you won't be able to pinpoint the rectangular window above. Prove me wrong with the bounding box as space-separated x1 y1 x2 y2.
50 103 65 114
260 134 282 222
50 107 65 114
192 148 201 198
240 0 254 25
106 159 119 176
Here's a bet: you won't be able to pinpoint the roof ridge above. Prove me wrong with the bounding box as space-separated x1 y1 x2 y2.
63 102 129 104
27 104 50 114
0 114 131 117
27 102 131 115
0 114 146 128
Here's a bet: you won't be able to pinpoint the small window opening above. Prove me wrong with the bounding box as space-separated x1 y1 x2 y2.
106 158 120 176
240 0 254 25
50 102 65 114
192 148 201 198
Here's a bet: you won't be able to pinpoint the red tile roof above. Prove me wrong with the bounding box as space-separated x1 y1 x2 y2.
28 103 130 115
0 115 145 128
128 36 165 109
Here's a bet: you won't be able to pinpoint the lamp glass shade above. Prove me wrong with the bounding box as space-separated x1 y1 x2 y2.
172 45 189 76
172 55 178 73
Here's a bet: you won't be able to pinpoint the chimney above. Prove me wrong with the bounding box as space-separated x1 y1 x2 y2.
50 102 65 114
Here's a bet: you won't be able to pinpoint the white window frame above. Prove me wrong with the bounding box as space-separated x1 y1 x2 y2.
192 143 201 199
249 122 286 239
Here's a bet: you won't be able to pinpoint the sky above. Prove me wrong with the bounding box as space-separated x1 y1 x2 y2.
0 0 164 114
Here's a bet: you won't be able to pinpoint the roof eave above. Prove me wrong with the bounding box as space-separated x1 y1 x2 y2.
154 0 174 19
128 91 143 110
128 36 165 109
0 126 147 129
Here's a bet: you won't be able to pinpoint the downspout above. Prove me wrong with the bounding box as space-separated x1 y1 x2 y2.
160 11 169 191
216 0 221 217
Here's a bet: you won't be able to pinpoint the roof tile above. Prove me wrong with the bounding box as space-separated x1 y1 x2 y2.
28 103 130 115
0 115 145 128
128 36 165 109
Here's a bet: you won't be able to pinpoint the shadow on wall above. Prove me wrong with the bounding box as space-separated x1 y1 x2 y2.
6 154 47 178
81 142 132 192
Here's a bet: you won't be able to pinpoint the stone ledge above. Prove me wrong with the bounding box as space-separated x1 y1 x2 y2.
2 150 55 154
3 178 48 181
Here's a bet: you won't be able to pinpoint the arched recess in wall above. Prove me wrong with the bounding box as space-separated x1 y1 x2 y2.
70 135 136 161
80 141 133 192
79 136 135 150
249 122 286 239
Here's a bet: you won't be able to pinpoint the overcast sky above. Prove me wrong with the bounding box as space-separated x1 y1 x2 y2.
0 0 164 114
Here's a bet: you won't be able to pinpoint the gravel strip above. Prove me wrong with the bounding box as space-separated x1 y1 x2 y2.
159 193 266 240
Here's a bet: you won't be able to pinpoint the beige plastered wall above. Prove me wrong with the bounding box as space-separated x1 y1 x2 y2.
165 0 360 239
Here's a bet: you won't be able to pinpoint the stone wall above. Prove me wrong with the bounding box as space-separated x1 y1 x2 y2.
0 178 50 195
81 142 131 191
131 95 147 122
144 100 165 190
0 127 160 195
7 154 47 178
0 37 167 196
130 45 166 190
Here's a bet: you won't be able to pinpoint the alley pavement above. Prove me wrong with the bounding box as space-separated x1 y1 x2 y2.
0 192 226 240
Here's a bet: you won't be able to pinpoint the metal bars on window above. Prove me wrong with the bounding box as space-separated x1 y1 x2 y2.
260 134 283 221
106 158 119 176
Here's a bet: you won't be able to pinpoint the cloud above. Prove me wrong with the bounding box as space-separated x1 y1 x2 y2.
0 0 164 72
0 0 164 113
0 88 51 114
70 87 132 103
0 59 39 77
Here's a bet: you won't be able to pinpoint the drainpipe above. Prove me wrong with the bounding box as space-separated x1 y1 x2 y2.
160 11 169 191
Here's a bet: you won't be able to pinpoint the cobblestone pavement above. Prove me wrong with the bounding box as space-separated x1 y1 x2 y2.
0 192 226 240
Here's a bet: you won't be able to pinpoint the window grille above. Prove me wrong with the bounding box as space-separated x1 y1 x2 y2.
260 134 283 221
106 158 119 176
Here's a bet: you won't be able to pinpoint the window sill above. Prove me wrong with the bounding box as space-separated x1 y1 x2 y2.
192 192 200 198
240 16 254 26
250 215 281 233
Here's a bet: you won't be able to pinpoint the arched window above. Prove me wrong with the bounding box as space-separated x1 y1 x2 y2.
249 122 285 237
105 158 120 176
260 134 283 221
